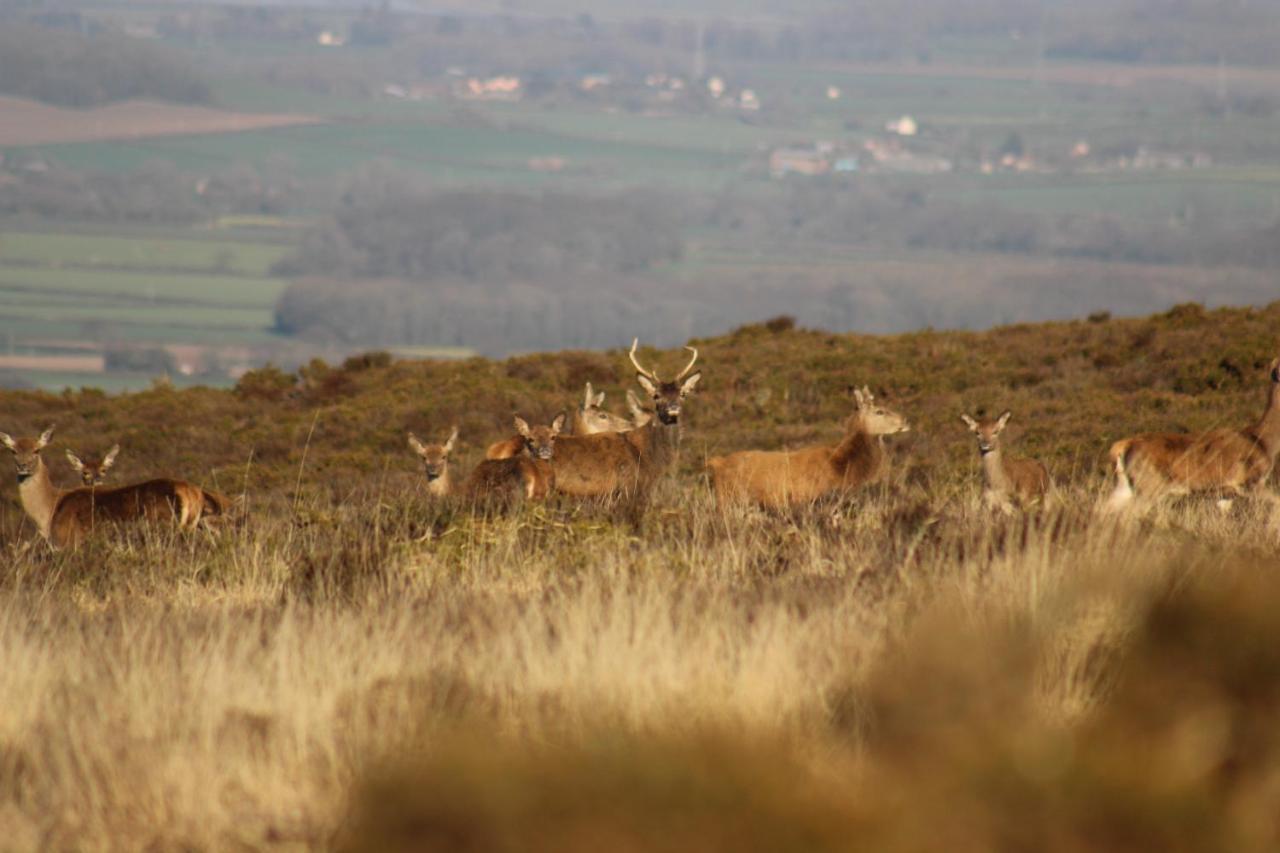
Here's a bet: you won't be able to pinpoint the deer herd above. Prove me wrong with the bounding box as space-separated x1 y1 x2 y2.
3 340 1280 550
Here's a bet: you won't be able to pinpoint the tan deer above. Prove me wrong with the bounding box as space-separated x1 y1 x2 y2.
574 382 635 435
485 384 640 461
464 414 562 501
407 427 458 497
66 444 121 487
626 389 653 429
707 386 909 509
1 425 232 549
960 411 1051 512
549 339 701 498
1105 356 1280 513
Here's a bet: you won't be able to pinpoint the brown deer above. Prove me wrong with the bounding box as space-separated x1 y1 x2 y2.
464 414 562 501
407 427 458 497
66 444 120 487
1 425 232 549
1105 356 1280 513
549 339 701 498
707 386 909 509
485 384 640 461
573 382 635 435
960 411 1051 512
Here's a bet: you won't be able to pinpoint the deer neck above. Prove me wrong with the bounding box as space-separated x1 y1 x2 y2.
17 457 62 540
630 418 679 470
1253 381 1280 461
426 469 452 497
980 445 1011 492
831 419 880 473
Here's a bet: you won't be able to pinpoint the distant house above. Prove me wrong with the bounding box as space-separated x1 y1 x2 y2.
580 73 611 92
885 115 918 137
317 30 346 47
826 85 842 100
770 147 830 177
707 76 726 98
739 89 761 111
459 76 522 101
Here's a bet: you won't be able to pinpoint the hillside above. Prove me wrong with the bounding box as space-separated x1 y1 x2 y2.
2 303 1280 849
2 300 1276 511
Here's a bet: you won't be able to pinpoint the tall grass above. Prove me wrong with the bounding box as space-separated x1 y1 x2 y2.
1 477 1278 849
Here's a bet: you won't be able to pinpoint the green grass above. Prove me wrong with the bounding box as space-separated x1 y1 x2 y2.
0 265 283 307
0 231 292 277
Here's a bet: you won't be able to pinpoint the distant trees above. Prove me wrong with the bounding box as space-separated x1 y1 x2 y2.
273 188 683 280
0 161 305 223
0 23 212 107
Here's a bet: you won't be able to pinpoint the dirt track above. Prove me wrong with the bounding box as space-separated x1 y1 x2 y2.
0 96 320 146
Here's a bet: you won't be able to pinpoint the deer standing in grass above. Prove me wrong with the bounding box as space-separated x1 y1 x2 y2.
465 415 561 501
707 386 909 509
1105 356 1280 514
548 339 700 499
485 383 642 461
411 417 561 501
960 411 1051 513
1 426 232 549
66 444 120 487
574 382 636 435
408 427 458 497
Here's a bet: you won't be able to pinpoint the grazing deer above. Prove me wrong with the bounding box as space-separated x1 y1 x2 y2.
549 339 701 498
407 427 458 497
960 411 1051 512
465 414 562 501
1105 356 1280 513
1 425 232 549
66 444 120 487
707 386 909 509
574 382 635 435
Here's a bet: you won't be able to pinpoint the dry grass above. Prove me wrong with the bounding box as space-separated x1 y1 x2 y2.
0 481 1278 850
2 304 1280 849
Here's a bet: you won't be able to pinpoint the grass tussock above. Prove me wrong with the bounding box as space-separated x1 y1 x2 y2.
1 304 1279 848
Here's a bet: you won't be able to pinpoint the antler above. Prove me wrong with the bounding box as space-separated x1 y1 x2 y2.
629 338 660 382
676 345 699 381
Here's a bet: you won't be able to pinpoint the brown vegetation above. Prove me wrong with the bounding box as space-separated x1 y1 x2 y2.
0 305 1279 847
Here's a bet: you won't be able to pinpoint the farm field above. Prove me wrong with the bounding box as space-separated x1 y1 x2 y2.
0 95 320 147
0 227 294 389
1 304 1279 848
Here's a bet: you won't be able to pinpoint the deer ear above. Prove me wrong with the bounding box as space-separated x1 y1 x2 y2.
551 412 567 434
102 444 120 469
444 427 458 454
513 416 532 438
65 450 85 472
0 432 15 452
37 425 55 450
995 411 1012 430
1271 357 1280 383
853 389 865 408
960 414 978 431
407 433 428 455
582 382 594 407
635 374 658 396
679 371 701 396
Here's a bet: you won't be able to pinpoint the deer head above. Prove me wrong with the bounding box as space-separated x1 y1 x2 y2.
850 387 909 436
66 444 120 486
960 411 1012 455
629 338 701 426
408 427 458 482
514 413 567 461
577 383 633 434
0 425 55 483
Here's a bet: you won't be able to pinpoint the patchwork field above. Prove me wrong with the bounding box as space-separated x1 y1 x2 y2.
0 95 320 146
